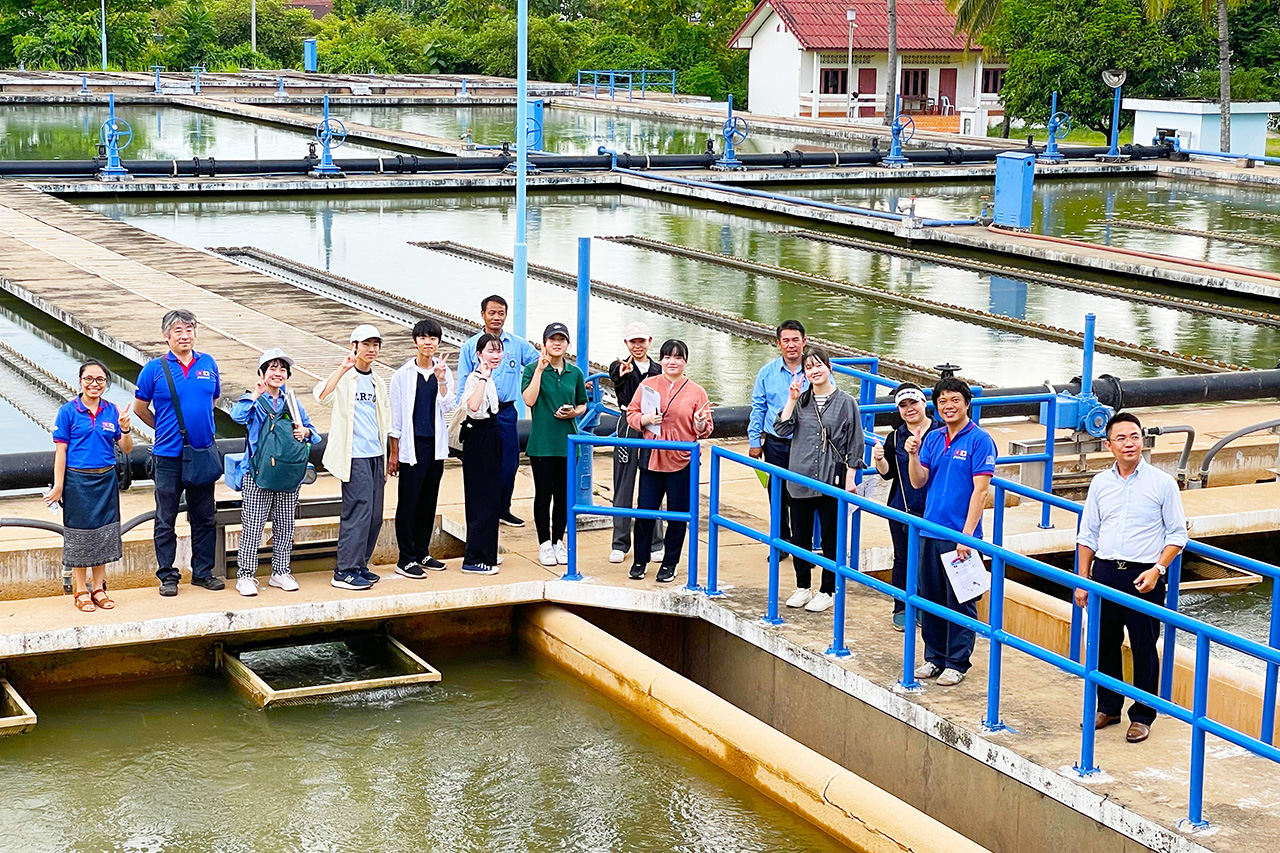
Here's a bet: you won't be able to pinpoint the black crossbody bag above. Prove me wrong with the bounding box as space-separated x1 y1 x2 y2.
161 359 223 487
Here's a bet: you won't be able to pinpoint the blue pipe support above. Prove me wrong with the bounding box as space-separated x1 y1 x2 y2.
513 0 529 343
1076 592 1103 775
764 474 783 625
1106 85 1122 158
1187 635 1212 828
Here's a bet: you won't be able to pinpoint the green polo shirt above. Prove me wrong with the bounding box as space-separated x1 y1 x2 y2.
522 360 588 457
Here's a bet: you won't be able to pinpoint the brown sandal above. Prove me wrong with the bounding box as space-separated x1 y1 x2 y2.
90 589 114 610
74 591 96 612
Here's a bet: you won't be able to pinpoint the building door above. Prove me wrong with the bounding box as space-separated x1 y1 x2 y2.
857 68 877 116
820 68 848 94
938 68 958 114
900 68 928 112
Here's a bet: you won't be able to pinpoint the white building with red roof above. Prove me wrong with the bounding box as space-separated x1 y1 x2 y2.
729 0 1005 130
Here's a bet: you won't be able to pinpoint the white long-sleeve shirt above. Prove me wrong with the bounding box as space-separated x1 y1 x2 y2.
1076 461 1188 563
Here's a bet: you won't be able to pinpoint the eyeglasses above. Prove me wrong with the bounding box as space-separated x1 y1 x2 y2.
1108 433 1143 446
81 376 107 386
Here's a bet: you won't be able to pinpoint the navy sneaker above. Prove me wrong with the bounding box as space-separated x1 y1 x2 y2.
395 562 426 579
655 565 677 584
358 567 380 583
332 569 374 590
422 556 446 571
460 563 499 575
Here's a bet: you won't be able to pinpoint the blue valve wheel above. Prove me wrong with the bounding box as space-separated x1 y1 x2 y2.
1083 404 1112 438
893 115 916 143
99 118 133 152
525 116 542 146
722 115 749 146
1049 111 1072 139
314 117 348 149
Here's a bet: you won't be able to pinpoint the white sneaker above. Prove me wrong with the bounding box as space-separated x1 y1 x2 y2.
915 662 944 680
609 549 626 563
936 668 966 687
651 548 665 562
538 542 556 567
497 555 504 565
235 577 259 597
785 587 813 608
804 592 833 612
554 541 569 565
268 574 299 592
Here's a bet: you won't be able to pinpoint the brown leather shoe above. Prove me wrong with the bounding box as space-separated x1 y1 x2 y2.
1094 712 1122 730
1126 722 1151 743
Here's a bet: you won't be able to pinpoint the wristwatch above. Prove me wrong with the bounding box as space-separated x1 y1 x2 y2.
1154 564 1168 577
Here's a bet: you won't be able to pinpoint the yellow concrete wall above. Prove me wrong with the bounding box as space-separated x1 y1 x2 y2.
519 603 992 853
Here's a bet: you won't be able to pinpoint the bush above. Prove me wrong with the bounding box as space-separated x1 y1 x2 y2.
679 60 725 99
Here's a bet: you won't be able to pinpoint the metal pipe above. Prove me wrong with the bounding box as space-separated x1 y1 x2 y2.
1194 418 1280 488
1146 425 1196 486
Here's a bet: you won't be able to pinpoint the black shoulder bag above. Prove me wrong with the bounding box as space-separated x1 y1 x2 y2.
161 359 223 487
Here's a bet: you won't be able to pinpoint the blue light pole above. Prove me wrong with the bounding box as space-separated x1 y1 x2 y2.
512 0 529 342
1101 69 1127 160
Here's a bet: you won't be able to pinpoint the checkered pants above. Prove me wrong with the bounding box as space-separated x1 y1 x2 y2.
237 468 300 579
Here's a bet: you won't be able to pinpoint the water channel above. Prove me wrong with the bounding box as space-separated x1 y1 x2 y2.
0 643 843 852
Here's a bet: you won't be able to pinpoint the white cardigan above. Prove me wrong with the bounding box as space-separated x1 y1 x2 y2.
389 358 457 465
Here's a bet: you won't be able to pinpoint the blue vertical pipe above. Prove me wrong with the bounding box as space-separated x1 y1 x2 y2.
562 437 583 581
1040 395 1056 529
574 238 593 508
1081 314 1096 398
827 502 852 657
763 475 783 625
1107 86 1123 158
685 446 703 592
1076 593 1103 775
99 0 107 71
900 526 922 689
706 452 723 596
1187 634 1211 828
1161 553 1182 701
1262 580 1279 744
985 484 1008 730
512 0 529 342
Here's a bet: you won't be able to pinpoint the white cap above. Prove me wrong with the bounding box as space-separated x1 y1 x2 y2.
258 347 294 370
623 322 651 341
350 323 382 343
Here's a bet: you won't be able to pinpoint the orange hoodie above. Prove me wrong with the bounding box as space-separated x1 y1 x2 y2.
625 375 713 472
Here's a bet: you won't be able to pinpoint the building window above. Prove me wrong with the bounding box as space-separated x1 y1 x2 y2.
982 68 1006 95
900 69 929 98
821 68 848 95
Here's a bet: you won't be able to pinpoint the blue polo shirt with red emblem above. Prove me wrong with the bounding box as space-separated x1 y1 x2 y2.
134 350 220 456
918 420 998 540
53 397 125 469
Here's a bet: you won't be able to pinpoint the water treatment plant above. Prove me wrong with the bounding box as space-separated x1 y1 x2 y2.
0 66 1278 853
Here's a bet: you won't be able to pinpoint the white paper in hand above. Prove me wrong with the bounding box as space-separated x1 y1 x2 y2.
640 385 662 437
941 549 990 604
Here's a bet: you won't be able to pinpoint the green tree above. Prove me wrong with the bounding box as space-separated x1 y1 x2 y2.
210 0 318 67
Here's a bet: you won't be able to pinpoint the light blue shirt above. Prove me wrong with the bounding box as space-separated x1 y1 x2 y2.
748 357 807 448
351 370 383 458
1077 461 1188 563
455 329 540 404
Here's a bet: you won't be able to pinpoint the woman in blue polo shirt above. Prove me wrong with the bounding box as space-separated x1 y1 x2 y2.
47 360 134 612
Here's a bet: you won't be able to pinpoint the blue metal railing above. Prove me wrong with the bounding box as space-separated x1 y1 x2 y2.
577 69 676 99
566 434 702 589
705 444 1280 827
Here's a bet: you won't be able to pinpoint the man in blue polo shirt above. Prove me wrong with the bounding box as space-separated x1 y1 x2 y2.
456 294 540 528
133 309 223 597
748 319 808 556
906 376 997 687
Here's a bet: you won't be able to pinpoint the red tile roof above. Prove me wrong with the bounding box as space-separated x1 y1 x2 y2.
730 0 978 53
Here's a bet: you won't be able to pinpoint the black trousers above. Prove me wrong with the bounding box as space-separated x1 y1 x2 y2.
919 536 978 674
634 466 692 568
152 454 217 583
790 495 837 594
530 455 568 544
763 434 794 544
1093 558 1166 725
395 436 444 566
463 417 502 566
889 518 908 615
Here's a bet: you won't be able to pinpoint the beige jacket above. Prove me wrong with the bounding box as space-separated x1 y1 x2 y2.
313 366 391 482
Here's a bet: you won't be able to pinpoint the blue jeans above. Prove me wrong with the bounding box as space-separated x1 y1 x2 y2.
152 454 217 583
919 536 978 673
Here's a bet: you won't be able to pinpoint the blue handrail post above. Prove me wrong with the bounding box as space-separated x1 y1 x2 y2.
1263 580 1280 744
627 73 633 101
706 451 723 596
575 71 581 97
984 484 1009 731
899 526 923 690
685 445 703 592
574 237 595 504
640 69 646 97
826 501 853 657
670 71 676 97
1075 593 1103 775
608 72 615 100
1161 552 1183 701
562 438 584 581
1070 554 1084 663
763 474 784 625
1186 634 1212 828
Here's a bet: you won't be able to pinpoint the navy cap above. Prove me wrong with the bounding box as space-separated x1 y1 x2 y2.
543 322 571 342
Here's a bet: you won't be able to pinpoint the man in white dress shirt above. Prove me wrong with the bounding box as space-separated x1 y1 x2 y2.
1075 412 1188 744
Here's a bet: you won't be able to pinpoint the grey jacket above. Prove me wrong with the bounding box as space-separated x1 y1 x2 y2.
773 387 864 499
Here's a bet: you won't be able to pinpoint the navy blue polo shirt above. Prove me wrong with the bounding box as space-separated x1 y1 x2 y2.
134 351 220 457
919 420 997 540
53 397 124 469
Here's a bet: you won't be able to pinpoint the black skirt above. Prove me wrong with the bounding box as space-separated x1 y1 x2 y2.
61 468 122 568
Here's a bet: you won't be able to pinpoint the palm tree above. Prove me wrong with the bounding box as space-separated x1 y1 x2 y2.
885 0 898 126
947 0 1242 152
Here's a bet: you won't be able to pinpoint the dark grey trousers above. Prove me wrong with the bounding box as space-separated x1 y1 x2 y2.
337 455 385 572
612 424 662 553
